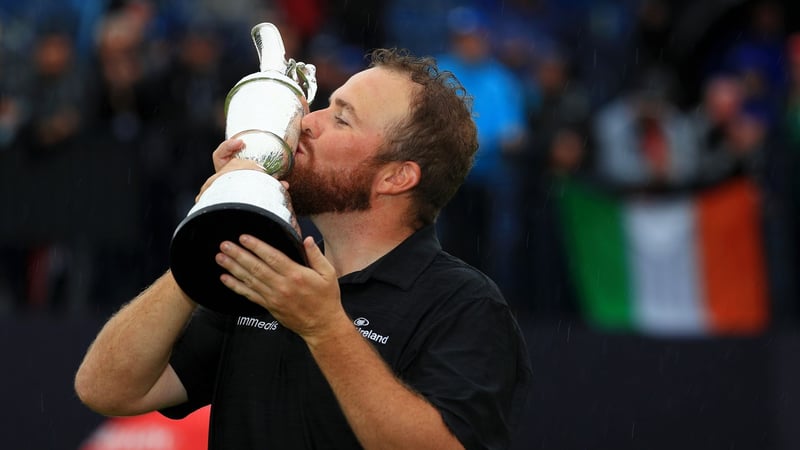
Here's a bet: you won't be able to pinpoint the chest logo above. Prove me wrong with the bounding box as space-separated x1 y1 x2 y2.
353 317 389 345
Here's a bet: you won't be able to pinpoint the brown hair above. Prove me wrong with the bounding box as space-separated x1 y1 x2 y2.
368 48 478 228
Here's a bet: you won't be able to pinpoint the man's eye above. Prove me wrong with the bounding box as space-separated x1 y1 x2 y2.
335 115 349 126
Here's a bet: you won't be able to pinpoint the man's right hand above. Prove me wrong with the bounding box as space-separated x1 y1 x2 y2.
196 139 264 203
212 138 245 172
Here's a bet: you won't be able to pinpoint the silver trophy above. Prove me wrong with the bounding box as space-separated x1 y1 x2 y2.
170 23 317 315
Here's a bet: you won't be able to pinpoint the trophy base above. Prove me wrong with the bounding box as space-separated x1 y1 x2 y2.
169 202 306 316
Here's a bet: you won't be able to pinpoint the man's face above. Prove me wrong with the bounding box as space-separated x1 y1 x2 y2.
285 67 414 216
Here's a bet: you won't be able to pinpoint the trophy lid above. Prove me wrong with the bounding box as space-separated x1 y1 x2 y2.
251 23 286 73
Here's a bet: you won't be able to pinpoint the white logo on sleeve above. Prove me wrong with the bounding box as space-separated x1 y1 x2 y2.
353 317 389 345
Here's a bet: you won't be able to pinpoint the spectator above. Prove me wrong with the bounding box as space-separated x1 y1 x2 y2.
15 19 85 157
160 22 229 219
691 74 758 185
434 5 527 304
9 18 87 311
592 65 698 190
784 32 800 317
720 0 788 130
518 45 591 316
785 33 800 147
87 8 157 145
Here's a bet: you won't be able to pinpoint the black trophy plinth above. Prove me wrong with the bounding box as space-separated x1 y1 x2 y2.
170 202 306 316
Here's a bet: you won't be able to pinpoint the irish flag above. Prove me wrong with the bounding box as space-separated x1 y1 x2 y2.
558 177 769 336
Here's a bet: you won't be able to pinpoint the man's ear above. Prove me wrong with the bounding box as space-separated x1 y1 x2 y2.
376 161 421 195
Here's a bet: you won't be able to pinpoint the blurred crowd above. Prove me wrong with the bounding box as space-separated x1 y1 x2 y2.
1 0 799 332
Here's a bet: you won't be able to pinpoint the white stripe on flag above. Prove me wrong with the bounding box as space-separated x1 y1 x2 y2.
624 198 707 336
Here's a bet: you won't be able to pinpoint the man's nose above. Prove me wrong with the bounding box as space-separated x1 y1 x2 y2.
300 110 319 138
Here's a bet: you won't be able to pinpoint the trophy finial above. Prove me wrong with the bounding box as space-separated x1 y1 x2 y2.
251 22 286 73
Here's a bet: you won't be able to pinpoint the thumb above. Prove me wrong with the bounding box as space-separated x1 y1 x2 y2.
303 236 335 278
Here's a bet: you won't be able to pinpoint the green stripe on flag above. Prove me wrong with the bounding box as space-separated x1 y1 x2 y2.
557 178 633 330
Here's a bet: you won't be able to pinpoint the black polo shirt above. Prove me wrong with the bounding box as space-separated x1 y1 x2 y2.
162 225 532 449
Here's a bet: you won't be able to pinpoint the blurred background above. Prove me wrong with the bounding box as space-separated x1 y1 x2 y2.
2 0 800 448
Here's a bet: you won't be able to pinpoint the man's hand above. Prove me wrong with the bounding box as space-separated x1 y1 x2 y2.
212 138 245 171
215 235 349 342
215 235 464 450
196 139 263 202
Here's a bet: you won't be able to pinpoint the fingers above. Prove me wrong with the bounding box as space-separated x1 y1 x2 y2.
212 138 245 172
218 271 261 303
216 234 342 337
242 234 305 279
216 235 294 285
303 237 335 279
222 158 263 172
201 138 245 202
216 240 272 302
216 235 335 318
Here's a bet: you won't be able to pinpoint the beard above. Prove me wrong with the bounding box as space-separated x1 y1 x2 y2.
284 155 378 217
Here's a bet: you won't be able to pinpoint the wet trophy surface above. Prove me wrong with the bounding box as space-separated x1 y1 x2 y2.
170 23 317 315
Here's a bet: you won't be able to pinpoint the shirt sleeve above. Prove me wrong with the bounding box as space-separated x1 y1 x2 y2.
160 307 230 419
399 295 532 450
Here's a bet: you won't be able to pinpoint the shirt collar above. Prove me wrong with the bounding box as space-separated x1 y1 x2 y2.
338 224 441 290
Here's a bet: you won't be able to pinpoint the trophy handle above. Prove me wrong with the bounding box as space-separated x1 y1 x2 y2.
294 61 317 104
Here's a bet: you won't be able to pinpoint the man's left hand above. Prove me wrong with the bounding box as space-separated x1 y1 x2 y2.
215 235 348 340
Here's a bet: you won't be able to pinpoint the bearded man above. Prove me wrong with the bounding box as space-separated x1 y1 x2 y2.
75 48 532 450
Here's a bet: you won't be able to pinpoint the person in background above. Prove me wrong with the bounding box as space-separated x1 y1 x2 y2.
592 65 698 190
690 74 756 185
15 19 86 157
10 18 88 311
519 46 591 317
434 6 527 305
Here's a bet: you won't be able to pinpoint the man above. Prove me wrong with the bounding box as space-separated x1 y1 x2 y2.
75 48 532 449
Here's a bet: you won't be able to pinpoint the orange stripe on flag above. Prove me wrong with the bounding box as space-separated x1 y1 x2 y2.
696 178 769 334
